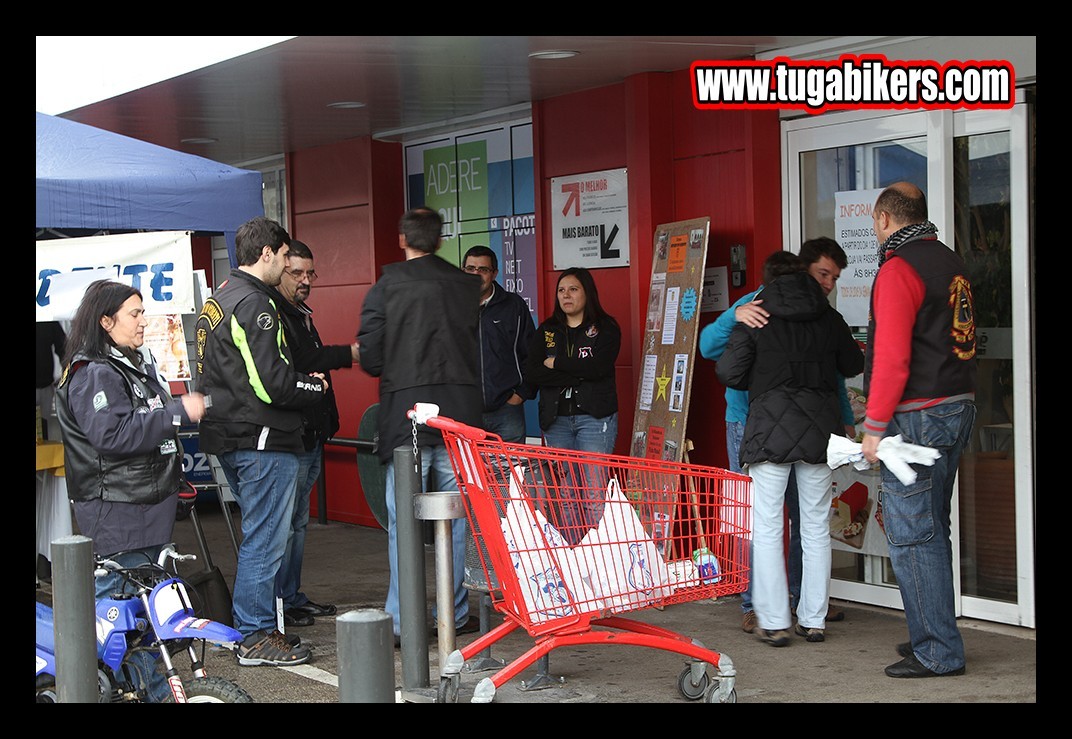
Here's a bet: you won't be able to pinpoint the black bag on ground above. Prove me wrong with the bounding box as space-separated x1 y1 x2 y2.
183 562 234 627
181 498 234 627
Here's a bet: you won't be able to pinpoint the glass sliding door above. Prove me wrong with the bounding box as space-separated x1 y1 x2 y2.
783 97 1034 627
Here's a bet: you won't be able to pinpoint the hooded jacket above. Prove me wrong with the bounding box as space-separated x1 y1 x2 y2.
716 271 863 466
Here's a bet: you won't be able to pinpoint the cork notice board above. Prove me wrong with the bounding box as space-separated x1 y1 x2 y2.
630 218 710 463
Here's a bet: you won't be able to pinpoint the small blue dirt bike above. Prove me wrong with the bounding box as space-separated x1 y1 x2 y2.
36 544 252 703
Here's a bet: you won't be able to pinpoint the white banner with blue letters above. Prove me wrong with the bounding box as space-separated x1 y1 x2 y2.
36 231 195 321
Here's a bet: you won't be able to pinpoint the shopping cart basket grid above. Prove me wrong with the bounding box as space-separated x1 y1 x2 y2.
412 409 752 704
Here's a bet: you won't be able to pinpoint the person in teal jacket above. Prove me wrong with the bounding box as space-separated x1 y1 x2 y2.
700 237 856 633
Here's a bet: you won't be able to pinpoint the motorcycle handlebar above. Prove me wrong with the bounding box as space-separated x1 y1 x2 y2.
93 544 197 578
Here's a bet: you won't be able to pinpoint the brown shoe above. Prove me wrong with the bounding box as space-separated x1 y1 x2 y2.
741 610 757 633
826 605 845 622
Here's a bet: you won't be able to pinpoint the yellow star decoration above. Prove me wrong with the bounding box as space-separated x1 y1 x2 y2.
655 366 672 401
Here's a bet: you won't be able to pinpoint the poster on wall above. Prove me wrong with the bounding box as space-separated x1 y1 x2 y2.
631 218 710 464
143 314 192 382
833 188 883 327
405 122 537 319
551 168 629 270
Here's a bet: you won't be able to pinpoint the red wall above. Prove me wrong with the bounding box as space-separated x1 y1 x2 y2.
533 71 782 469
280 69 782 526
287 137 403 527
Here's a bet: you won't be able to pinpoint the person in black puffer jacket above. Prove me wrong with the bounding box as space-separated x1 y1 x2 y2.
717 251 863 647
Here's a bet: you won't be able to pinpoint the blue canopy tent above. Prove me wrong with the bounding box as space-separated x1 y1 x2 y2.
35 111 263 265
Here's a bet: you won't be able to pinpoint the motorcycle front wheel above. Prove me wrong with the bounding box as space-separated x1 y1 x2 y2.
169 676 253 703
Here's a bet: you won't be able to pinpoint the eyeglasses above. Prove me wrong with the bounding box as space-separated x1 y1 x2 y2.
464 265 494 274
284 268 318 282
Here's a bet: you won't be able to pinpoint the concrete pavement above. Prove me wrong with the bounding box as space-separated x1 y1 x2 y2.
40 498 1036 703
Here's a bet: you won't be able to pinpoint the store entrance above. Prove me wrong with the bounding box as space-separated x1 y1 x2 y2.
782 95 1035 628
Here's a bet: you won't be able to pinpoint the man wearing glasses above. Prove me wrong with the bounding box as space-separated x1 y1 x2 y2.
274 239 358 635
462 245 536 443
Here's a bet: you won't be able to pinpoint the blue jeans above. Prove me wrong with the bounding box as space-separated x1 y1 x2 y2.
726 421 755 613
385 445 468 635
544 413 618 544
543 412 618 454
482 402 527 444
95 546 169 702
882 400 976 674
217 449 300 638
277 445 322 611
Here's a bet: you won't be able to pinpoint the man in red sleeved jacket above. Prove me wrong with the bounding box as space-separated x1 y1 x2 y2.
862 182 977 679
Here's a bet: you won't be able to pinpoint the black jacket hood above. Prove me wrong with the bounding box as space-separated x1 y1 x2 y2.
757 271 829 322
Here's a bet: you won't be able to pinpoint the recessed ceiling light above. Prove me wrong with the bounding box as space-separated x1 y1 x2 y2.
328 101 366 109
181 137 217 145
528 50 579 60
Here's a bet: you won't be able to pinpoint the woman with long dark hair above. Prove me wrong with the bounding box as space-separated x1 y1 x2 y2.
55 279 206 701
524 267 621 541
525 267 621 453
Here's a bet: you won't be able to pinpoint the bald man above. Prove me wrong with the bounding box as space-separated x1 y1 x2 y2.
862 182 977 679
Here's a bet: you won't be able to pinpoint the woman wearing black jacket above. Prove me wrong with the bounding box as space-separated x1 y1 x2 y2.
56 279 206 700
717 252 863 648
525 267 621 454
525 267 621 542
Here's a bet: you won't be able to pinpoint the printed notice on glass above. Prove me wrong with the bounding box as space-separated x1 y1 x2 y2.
834 188 883 327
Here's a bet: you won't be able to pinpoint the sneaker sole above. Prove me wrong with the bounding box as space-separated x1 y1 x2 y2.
237 652 311 667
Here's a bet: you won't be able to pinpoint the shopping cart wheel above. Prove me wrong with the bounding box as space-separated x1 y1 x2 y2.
703 682 737 704
437 675 460 704
677 665 710 700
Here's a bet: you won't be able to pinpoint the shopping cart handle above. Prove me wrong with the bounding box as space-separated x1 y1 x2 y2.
407 406 488 440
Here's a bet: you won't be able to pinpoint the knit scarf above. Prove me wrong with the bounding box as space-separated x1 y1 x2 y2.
878 220 938 265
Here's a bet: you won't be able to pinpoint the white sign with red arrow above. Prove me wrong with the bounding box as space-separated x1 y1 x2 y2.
551 168 629 270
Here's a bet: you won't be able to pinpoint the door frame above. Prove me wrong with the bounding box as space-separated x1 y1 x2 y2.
780 92 1035 627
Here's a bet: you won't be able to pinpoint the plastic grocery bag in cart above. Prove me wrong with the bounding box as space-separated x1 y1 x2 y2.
500 466 598 623
575 477 673 612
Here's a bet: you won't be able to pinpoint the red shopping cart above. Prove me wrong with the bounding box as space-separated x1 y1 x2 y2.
414 410 752 704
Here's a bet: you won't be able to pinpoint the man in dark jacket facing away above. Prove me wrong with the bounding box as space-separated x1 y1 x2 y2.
717 252 863 647
462 244 535 443
357 207 483 642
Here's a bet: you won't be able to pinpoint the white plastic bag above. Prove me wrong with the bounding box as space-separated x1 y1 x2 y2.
575 478 672 612
500 467 598 623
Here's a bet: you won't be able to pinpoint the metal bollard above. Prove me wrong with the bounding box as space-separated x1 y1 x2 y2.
413 489 466 673
51 535 98 703
393 445 430 693
337 610 395 703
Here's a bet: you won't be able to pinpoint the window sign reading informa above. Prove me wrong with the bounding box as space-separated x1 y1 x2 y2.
834 188 883 327
551 168 629 269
